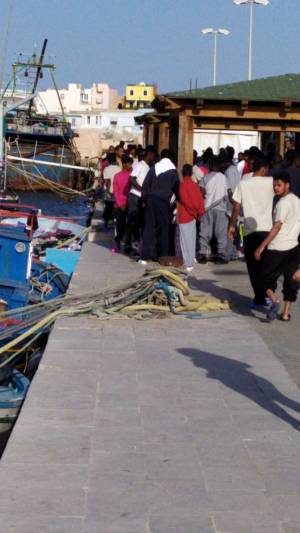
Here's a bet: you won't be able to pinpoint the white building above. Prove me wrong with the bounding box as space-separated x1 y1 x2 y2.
66 109 146 132
68 109 149 159
36 83 120 115
35 82 151 159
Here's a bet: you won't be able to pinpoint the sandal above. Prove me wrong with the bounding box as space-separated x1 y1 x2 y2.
279 314 291 322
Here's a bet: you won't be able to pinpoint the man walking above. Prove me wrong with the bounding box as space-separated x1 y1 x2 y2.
255 172 300 321
228 158 273 307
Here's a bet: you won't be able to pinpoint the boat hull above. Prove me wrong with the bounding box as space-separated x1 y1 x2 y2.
7 141 81 191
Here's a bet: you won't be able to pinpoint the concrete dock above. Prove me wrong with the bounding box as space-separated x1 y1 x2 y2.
0 233 300 532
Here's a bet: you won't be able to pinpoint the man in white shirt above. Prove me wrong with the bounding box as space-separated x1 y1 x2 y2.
199 156 229 264
124 145 157 253
255 172 300 321
229 158 273 307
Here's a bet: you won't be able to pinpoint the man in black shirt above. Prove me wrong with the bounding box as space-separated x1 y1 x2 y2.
139 149 179 263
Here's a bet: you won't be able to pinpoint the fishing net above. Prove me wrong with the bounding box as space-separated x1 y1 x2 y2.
0 268 230 367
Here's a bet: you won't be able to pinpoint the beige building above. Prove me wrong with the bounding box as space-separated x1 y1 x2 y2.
36 83 120 115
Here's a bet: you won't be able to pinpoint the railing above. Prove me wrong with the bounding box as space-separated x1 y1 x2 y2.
5 119 72 137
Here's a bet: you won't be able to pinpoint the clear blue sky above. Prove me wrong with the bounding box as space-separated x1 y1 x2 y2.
1 0 299 94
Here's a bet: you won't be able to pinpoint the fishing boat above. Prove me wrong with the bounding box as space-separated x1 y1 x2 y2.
0 202 86 240
0 217 72 310
0 369 30 434
1 40 95 194
0 220 72 390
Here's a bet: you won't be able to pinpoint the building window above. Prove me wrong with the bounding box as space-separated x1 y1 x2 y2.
60 93 64 100
129 90 134 96
143 90 148 96
87 116 90 125
95 116 99 124
71 118 76 127
80 93 89 102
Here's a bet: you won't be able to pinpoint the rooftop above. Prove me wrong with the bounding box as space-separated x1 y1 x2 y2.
166 74 300 103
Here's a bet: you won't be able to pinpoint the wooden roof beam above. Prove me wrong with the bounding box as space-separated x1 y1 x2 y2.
153 95 182 111
150 115 162 124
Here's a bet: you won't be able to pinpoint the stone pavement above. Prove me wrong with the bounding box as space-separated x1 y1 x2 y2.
0 239 300 533
194 260 300 389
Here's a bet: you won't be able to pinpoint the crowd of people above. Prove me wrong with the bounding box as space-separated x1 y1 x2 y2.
97 140 300 322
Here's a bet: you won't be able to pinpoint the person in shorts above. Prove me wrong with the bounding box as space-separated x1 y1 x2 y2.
255 172 300 321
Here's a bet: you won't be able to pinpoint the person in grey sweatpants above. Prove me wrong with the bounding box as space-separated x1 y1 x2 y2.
178 164 205 271
199 207 228 261
180 220 196 268
199 156 229 264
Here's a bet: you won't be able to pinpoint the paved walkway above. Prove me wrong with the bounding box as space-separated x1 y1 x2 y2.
0 233 299 532
196 260 300 389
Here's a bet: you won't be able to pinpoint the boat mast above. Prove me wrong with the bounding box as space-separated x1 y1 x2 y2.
0 101 6 193
28 38 48 117
0 0 14 194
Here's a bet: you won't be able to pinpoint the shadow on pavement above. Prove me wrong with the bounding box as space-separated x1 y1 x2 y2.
212 268 248 276
188 276 254 317
178 347 300 431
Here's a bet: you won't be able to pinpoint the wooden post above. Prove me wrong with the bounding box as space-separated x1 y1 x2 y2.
177 113 194 171
143 123 149 146
279 131 285 157
158 122 169 153
148 123 155 145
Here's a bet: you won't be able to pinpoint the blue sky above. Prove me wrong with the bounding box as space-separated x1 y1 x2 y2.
0 0 299 94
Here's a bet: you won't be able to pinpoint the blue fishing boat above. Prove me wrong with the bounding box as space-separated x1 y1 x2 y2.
0 221 71 387
0 369 30 433
0 217 75 310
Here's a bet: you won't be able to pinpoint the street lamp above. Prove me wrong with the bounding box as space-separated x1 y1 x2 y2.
202 28 230 86
233 0 270 81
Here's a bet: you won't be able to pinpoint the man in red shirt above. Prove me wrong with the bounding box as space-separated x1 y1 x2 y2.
112 155 133 253
178 164 205 271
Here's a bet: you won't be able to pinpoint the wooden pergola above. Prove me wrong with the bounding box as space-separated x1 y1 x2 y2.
136 74 300 169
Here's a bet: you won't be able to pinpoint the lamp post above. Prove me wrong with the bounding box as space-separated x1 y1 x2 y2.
202 28 230 87
233 0 270 81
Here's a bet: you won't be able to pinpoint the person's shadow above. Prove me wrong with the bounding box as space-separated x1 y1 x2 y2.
178 348 300 430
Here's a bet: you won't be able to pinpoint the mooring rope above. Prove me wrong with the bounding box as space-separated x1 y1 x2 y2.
0 268 230 366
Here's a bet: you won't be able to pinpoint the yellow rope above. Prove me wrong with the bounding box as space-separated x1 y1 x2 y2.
0 269 230 363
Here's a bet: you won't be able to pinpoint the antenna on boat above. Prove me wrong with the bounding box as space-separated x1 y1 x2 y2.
28 39 48 117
